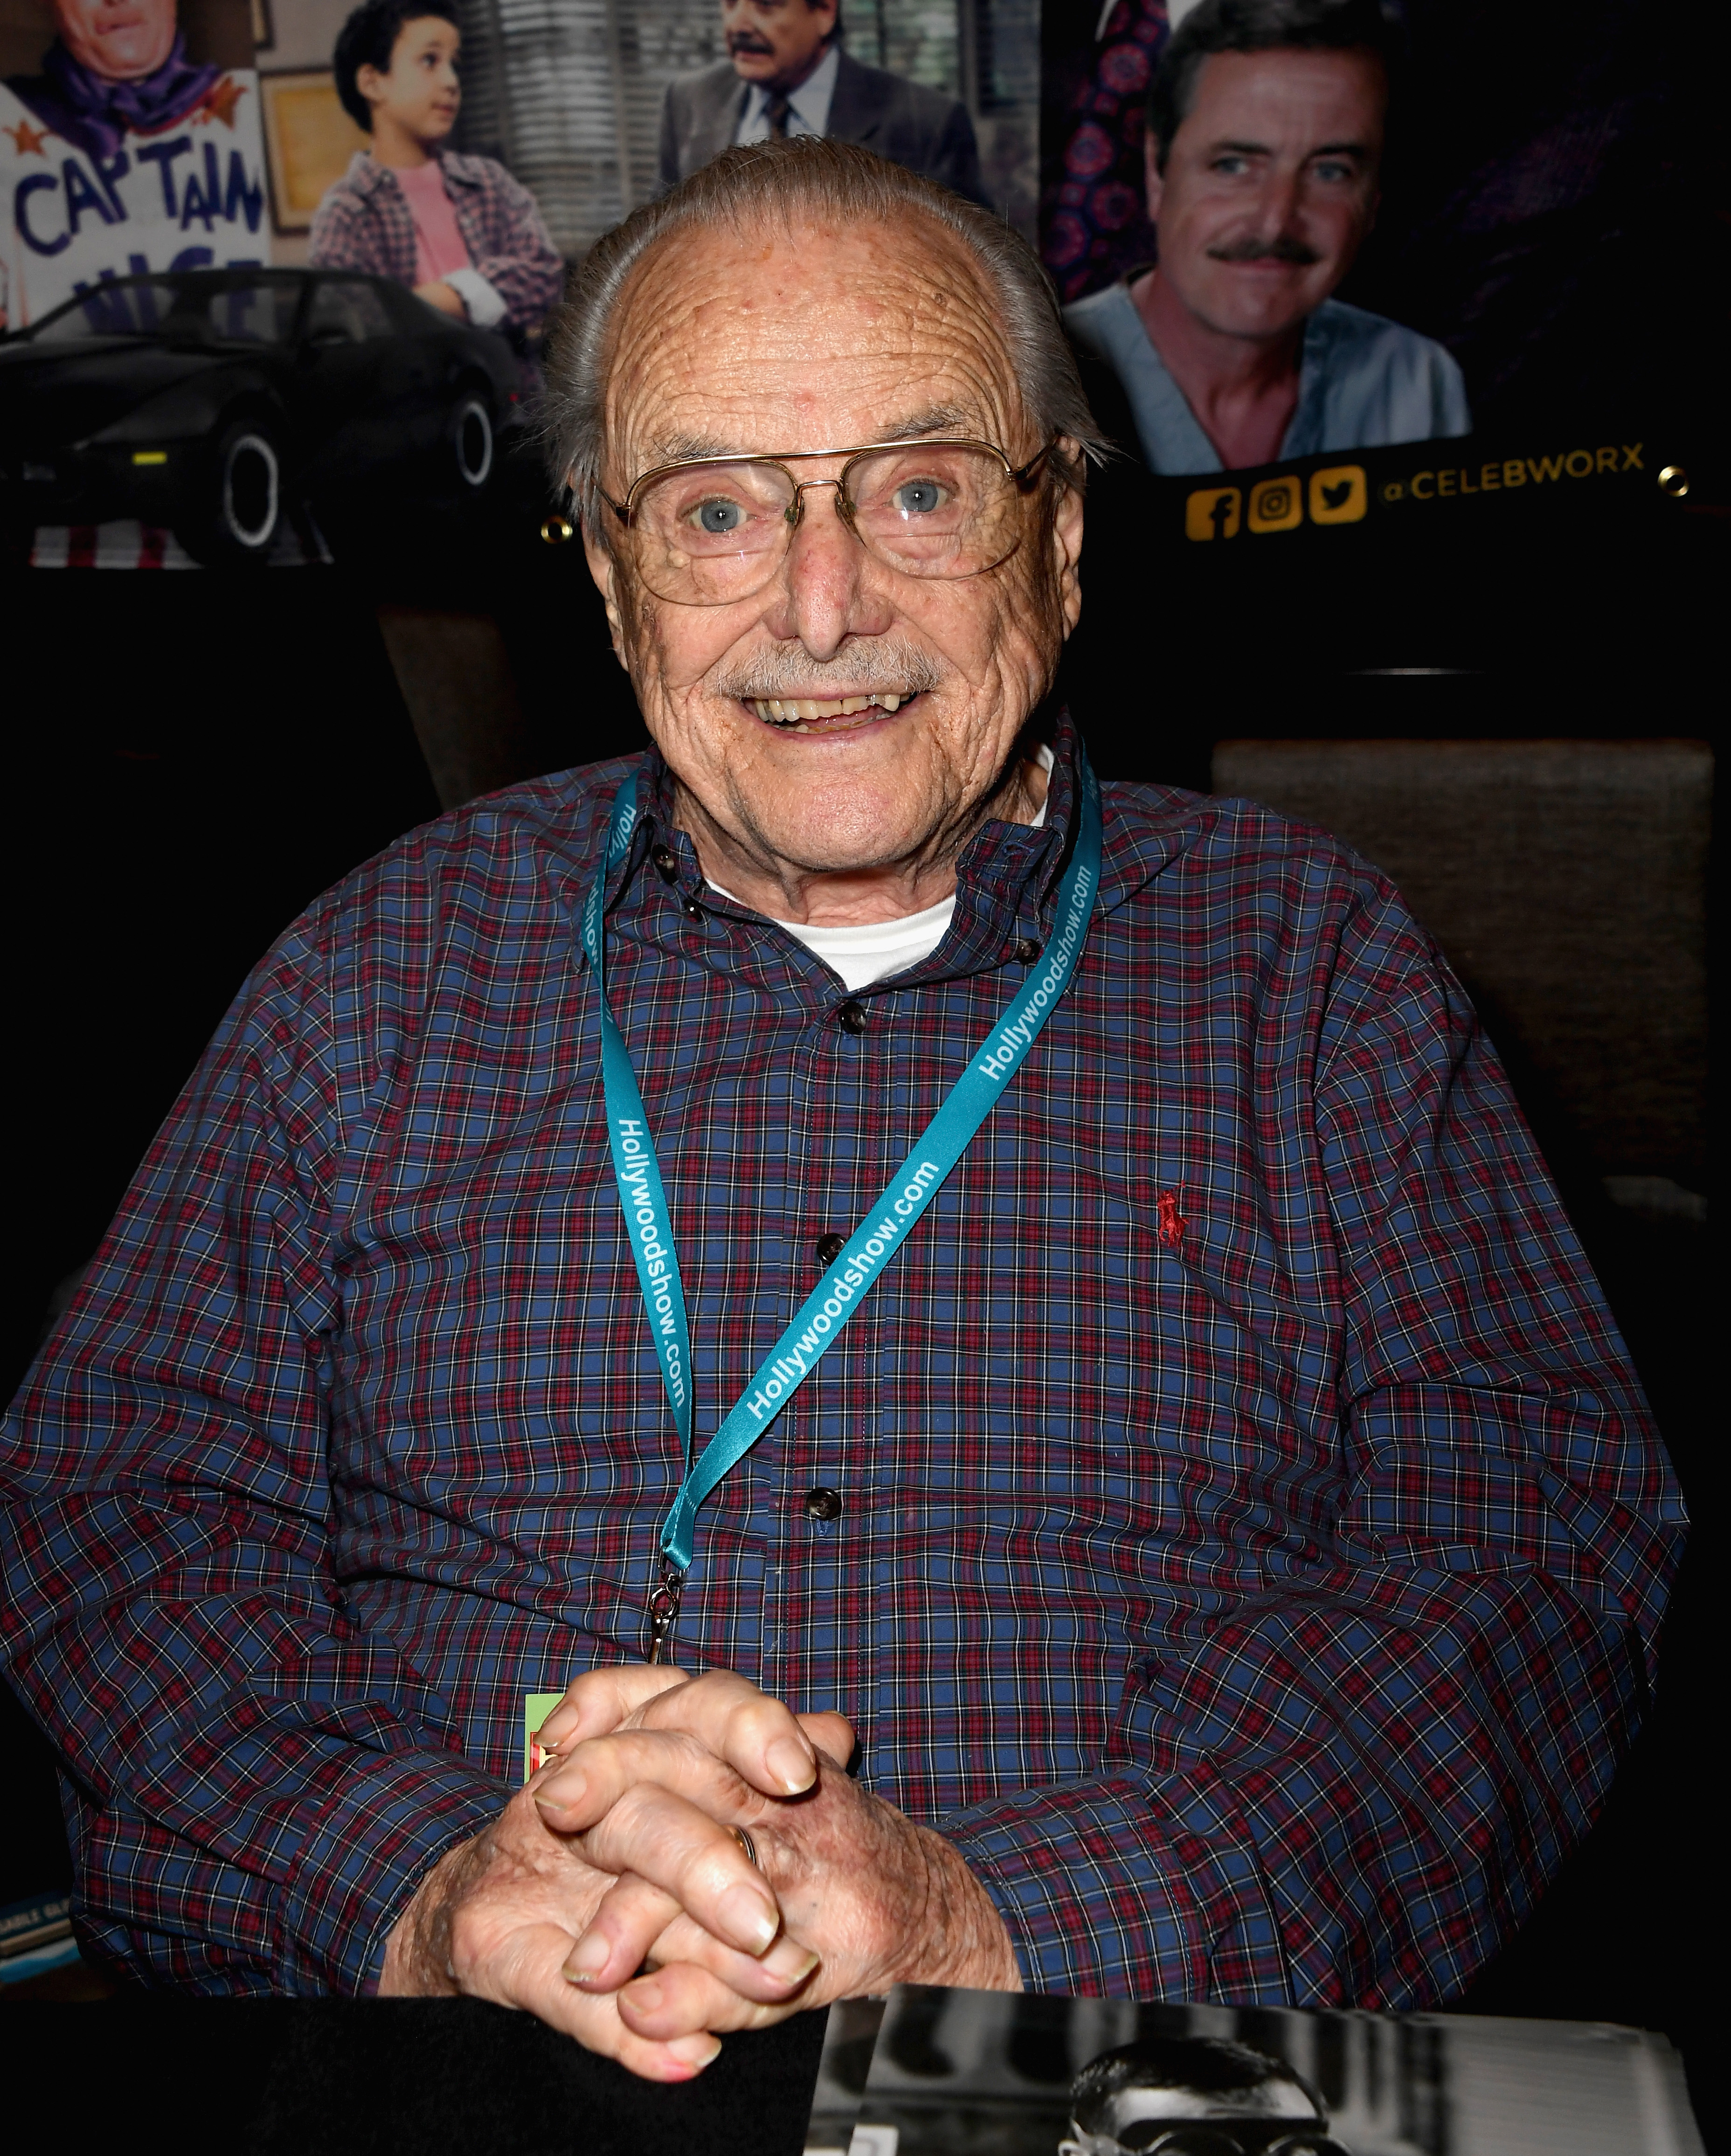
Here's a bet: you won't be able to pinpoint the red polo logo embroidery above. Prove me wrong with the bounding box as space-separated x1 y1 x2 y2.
1157 1190 1187 1247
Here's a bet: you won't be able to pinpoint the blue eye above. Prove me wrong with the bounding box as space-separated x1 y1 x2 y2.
893 478 944 516
695 498 745 533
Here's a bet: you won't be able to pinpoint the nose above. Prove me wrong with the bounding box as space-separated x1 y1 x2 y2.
1253 163 1306 242
756 481 894 661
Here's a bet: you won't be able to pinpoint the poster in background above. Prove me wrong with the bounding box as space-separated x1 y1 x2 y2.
446 0 1042 261
853 1989 1705 2156
1040 0 1717 456
1 0 266 330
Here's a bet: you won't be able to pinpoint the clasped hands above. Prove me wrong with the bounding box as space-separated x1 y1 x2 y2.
381 1665 1020 2078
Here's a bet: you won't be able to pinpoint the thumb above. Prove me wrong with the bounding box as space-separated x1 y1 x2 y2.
797 1710 857 1768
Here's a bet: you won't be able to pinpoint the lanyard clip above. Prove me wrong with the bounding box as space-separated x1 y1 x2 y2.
645 1556 686 1665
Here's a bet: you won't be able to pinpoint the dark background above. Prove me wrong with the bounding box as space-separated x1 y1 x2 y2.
2 0 1724 2128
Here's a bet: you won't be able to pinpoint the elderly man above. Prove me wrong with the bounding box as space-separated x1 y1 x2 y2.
0 139 1680 2078
659 0 985 205
1065 0 1469 472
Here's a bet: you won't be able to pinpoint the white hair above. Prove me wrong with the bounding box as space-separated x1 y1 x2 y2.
541 135 1108 528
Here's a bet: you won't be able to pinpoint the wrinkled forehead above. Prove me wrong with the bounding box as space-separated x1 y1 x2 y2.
600 212 1028 480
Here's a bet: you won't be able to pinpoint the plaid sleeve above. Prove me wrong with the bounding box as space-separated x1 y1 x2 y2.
464 162 566 330
308 181 391 277
943 895 1680 2007
0 906 506 1994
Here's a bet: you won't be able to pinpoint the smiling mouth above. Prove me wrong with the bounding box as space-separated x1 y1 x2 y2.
749 691 912 731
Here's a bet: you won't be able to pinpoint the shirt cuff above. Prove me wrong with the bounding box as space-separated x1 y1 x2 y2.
941 1776 1243 1997
278 1747 510 1994
443 269 507 330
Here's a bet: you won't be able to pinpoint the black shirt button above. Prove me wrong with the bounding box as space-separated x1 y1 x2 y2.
836 999 867 1033
1014 936 1040 963
804 1486 843 1522
651 844 679 883
682 898 705 921
815 1231 845 1268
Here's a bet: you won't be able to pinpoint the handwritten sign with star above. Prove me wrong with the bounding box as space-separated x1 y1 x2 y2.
0 68 268 331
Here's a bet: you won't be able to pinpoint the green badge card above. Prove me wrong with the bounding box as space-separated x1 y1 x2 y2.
523 1693 565 1783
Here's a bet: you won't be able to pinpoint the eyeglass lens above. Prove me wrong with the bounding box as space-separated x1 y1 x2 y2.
1118 2128 1347 2156
626 445 1026 604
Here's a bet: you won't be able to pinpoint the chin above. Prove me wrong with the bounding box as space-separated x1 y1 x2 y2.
1202 292 1318 341
749 789 924 873
102 43 166 74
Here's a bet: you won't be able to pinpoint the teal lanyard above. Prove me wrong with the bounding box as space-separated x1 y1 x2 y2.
579 754 1103 1658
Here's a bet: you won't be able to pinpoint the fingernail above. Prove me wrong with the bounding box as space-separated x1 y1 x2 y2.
536 1707 575 1746
765 1734 816 1793
666 2034 721 2071
626 1975 665 2013
718 1881 779 1954
533 1769 584 1816
762 1935 820 1983
561 1932 610 1985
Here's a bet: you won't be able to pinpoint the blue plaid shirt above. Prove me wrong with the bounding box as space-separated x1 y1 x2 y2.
0 719 1683 2004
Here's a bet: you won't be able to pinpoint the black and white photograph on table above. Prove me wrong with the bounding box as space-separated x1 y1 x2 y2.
847 1988 1705 2156
805 1995 889 2156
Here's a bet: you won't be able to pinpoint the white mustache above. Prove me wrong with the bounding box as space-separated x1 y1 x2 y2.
712 639 942 703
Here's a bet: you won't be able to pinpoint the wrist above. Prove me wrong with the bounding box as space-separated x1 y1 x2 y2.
899 1823 1023 1993
380 1830 485 1995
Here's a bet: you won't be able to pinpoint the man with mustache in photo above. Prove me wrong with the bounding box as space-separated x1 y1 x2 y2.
1066 0 1470 473
659 0 986 206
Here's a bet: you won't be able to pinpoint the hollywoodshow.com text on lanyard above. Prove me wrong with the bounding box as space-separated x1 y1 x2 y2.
578 753 1104 1661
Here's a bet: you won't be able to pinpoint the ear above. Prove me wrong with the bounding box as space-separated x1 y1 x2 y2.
355 61 389 111
1050 442 1086 641
582 518 632 674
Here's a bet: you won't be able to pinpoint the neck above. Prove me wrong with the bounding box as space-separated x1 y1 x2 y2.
369 113 436 168
1133 268 1304 458
672 752 1050 927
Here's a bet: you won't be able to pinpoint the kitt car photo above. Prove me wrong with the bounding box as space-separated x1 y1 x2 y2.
0 267 525 564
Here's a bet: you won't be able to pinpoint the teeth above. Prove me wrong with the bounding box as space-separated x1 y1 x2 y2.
749 691 912 726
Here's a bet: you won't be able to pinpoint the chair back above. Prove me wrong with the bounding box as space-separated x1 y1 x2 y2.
1209 739 1712 1202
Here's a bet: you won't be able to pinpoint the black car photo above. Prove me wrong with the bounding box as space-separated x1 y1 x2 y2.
0 267 526 566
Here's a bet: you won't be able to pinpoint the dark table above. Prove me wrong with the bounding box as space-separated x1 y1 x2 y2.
4 1996 830 2156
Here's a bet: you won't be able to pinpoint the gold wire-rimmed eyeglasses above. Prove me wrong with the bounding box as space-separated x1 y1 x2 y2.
598 436 1058 607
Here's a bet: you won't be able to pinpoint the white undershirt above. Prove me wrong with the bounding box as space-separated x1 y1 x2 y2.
706 747 1053 993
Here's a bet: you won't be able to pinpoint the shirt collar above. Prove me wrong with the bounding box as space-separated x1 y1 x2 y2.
745 41 840 136
602 710 1189 989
